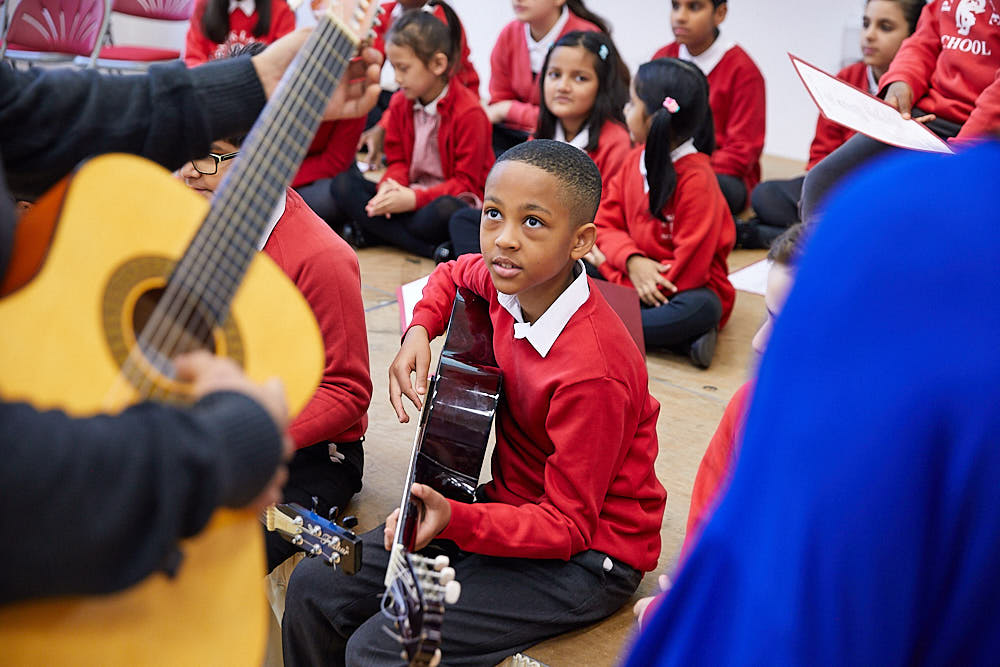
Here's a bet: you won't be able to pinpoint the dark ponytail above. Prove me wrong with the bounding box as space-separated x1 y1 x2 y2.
565 0 611 34
388 0 463 79
202 0 272 44
635 58 714 221
536 30 629 152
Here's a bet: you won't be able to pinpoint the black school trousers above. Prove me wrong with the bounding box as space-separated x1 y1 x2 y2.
282 525 642 667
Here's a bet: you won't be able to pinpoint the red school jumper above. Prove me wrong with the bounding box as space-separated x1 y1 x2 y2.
653 42 765 204
807 61 870 169
263 188 372 448
292 117 366 188
373 1 481 92
489 13 602 133
381 83 493 209
184 0 295 66
408 254 666 571
594 146 736 327
880 0 1000 141
586 120 633 194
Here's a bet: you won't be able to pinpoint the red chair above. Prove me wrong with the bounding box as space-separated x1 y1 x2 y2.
1 0 106 65
78 0 193 70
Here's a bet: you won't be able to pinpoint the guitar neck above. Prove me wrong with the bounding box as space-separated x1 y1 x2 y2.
172 17 356 323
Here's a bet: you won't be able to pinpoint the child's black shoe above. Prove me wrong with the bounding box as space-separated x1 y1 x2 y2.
689 328 718 369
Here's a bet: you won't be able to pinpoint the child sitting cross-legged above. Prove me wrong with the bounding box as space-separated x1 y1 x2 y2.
281 139 667 666
590 58 735 369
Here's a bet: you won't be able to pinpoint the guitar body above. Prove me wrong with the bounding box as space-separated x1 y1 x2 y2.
0 154 324 665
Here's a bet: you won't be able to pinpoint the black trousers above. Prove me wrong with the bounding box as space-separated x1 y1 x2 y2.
448 206 482 257
751 175 804 228
491 124 530 158
265 440 364 573
282 525 642 667
642 286 722 349
296 178 341 229
717 173 747 214
800 109 961 223
332 165 469 258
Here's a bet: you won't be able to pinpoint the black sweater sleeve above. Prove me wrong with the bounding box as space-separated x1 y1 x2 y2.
0 392 282 604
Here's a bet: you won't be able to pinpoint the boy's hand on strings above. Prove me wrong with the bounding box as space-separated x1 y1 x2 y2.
366 178 417 217
383 484 452 551
252 29 383 121
483 100 513 124
357 124 386 169
627 255 676 306
174 351 293 511
884 81 937 124
389 325 432 423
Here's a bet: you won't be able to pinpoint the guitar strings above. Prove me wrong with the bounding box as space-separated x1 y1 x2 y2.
115 16 357 402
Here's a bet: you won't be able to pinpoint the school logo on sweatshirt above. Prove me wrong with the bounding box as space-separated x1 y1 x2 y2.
954 0 986 35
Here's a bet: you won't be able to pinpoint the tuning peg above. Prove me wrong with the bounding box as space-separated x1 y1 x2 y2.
310 495 320 513
438 566 455 584
430 649 442 667
375 4 386 14
433 554 450 571
444 580 461 604
340 515 359 529
327 505 340 521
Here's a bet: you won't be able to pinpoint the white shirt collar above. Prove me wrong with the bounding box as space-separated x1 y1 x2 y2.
553 122 590 152
638 138 696 193
228 0 254 15
677 33 735 76
414 84 448 116
866 65 878 95
496 260 589 357
256 196 285 250
525 5 569 73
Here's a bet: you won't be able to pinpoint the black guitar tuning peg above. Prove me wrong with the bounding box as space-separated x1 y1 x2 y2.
310 495 320 513
327 506 340 521
340 515 359 529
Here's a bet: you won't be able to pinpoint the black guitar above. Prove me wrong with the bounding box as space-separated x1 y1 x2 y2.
382 288 502 667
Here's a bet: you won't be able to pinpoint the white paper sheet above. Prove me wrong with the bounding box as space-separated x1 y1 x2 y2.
397 274 430 332
790 54 953 155
729 259 771 296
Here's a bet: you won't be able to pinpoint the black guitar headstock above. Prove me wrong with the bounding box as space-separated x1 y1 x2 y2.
264 503 362 574
382 551 461 667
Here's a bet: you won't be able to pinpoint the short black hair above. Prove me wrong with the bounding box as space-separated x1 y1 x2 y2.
767 223 809 266
218 41 268 147
495 139 602 224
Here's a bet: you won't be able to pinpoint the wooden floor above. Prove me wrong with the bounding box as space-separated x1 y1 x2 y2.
267 156 801 666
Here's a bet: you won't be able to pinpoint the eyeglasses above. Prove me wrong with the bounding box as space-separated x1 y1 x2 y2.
190 151 239 175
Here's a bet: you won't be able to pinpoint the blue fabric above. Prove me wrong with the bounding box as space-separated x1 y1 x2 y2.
625 141 1000 666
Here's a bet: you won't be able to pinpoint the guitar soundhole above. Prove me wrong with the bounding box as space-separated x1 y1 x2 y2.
133 286 217 365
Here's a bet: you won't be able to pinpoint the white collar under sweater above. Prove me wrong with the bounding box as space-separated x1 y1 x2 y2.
526 6 570 73
255 196 285 250
638 138 697 192
496 260 589 358
554 122 590 152
677 33 736 76
229 0 254 16
413 84 448 116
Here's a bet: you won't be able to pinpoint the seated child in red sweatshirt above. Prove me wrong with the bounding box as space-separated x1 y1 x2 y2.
633 223 808 628
801 0 1000 222
653 0 765 215
447 28 632 258
330 2 493 258
592 58 735 369
744 0 922 248
281 139 666 667
486 0 610 155
184 0 294 66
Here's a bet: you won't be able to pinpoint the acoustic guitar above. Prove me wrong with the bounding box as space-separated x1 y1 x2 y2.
383 289 502 666
0 2 380 664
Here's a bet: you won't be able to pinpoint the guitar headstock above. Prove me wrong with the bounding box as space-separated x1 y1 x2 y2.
316 0 385 45
382 550 462 667
264 503 363 574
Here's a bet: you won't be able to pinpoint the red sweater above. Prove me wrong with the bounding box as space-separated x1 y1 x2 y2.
653 42 766 203
381 83 493 209
263 188 372 448
881 0 1000 135
682 381 752 555
807 61 870 169
373 1 480 92
489 13 603 133
409 255 666 572
291 117 366 188
184 0 295 66
587 120 632 196
595 147 736 327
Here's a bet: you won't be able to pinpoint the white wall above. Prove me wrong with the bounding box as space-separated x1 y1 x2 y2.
115 0 868 162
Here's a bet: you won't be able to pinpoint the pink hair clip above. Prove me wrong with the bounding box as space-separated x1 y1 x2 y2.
662 97 680 113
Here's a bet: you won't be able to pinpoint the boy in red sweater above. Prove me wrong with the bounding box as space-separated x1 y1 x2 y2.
653 0 765 215
801 0 1000 222
179 134 373 572
282 139 666 667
